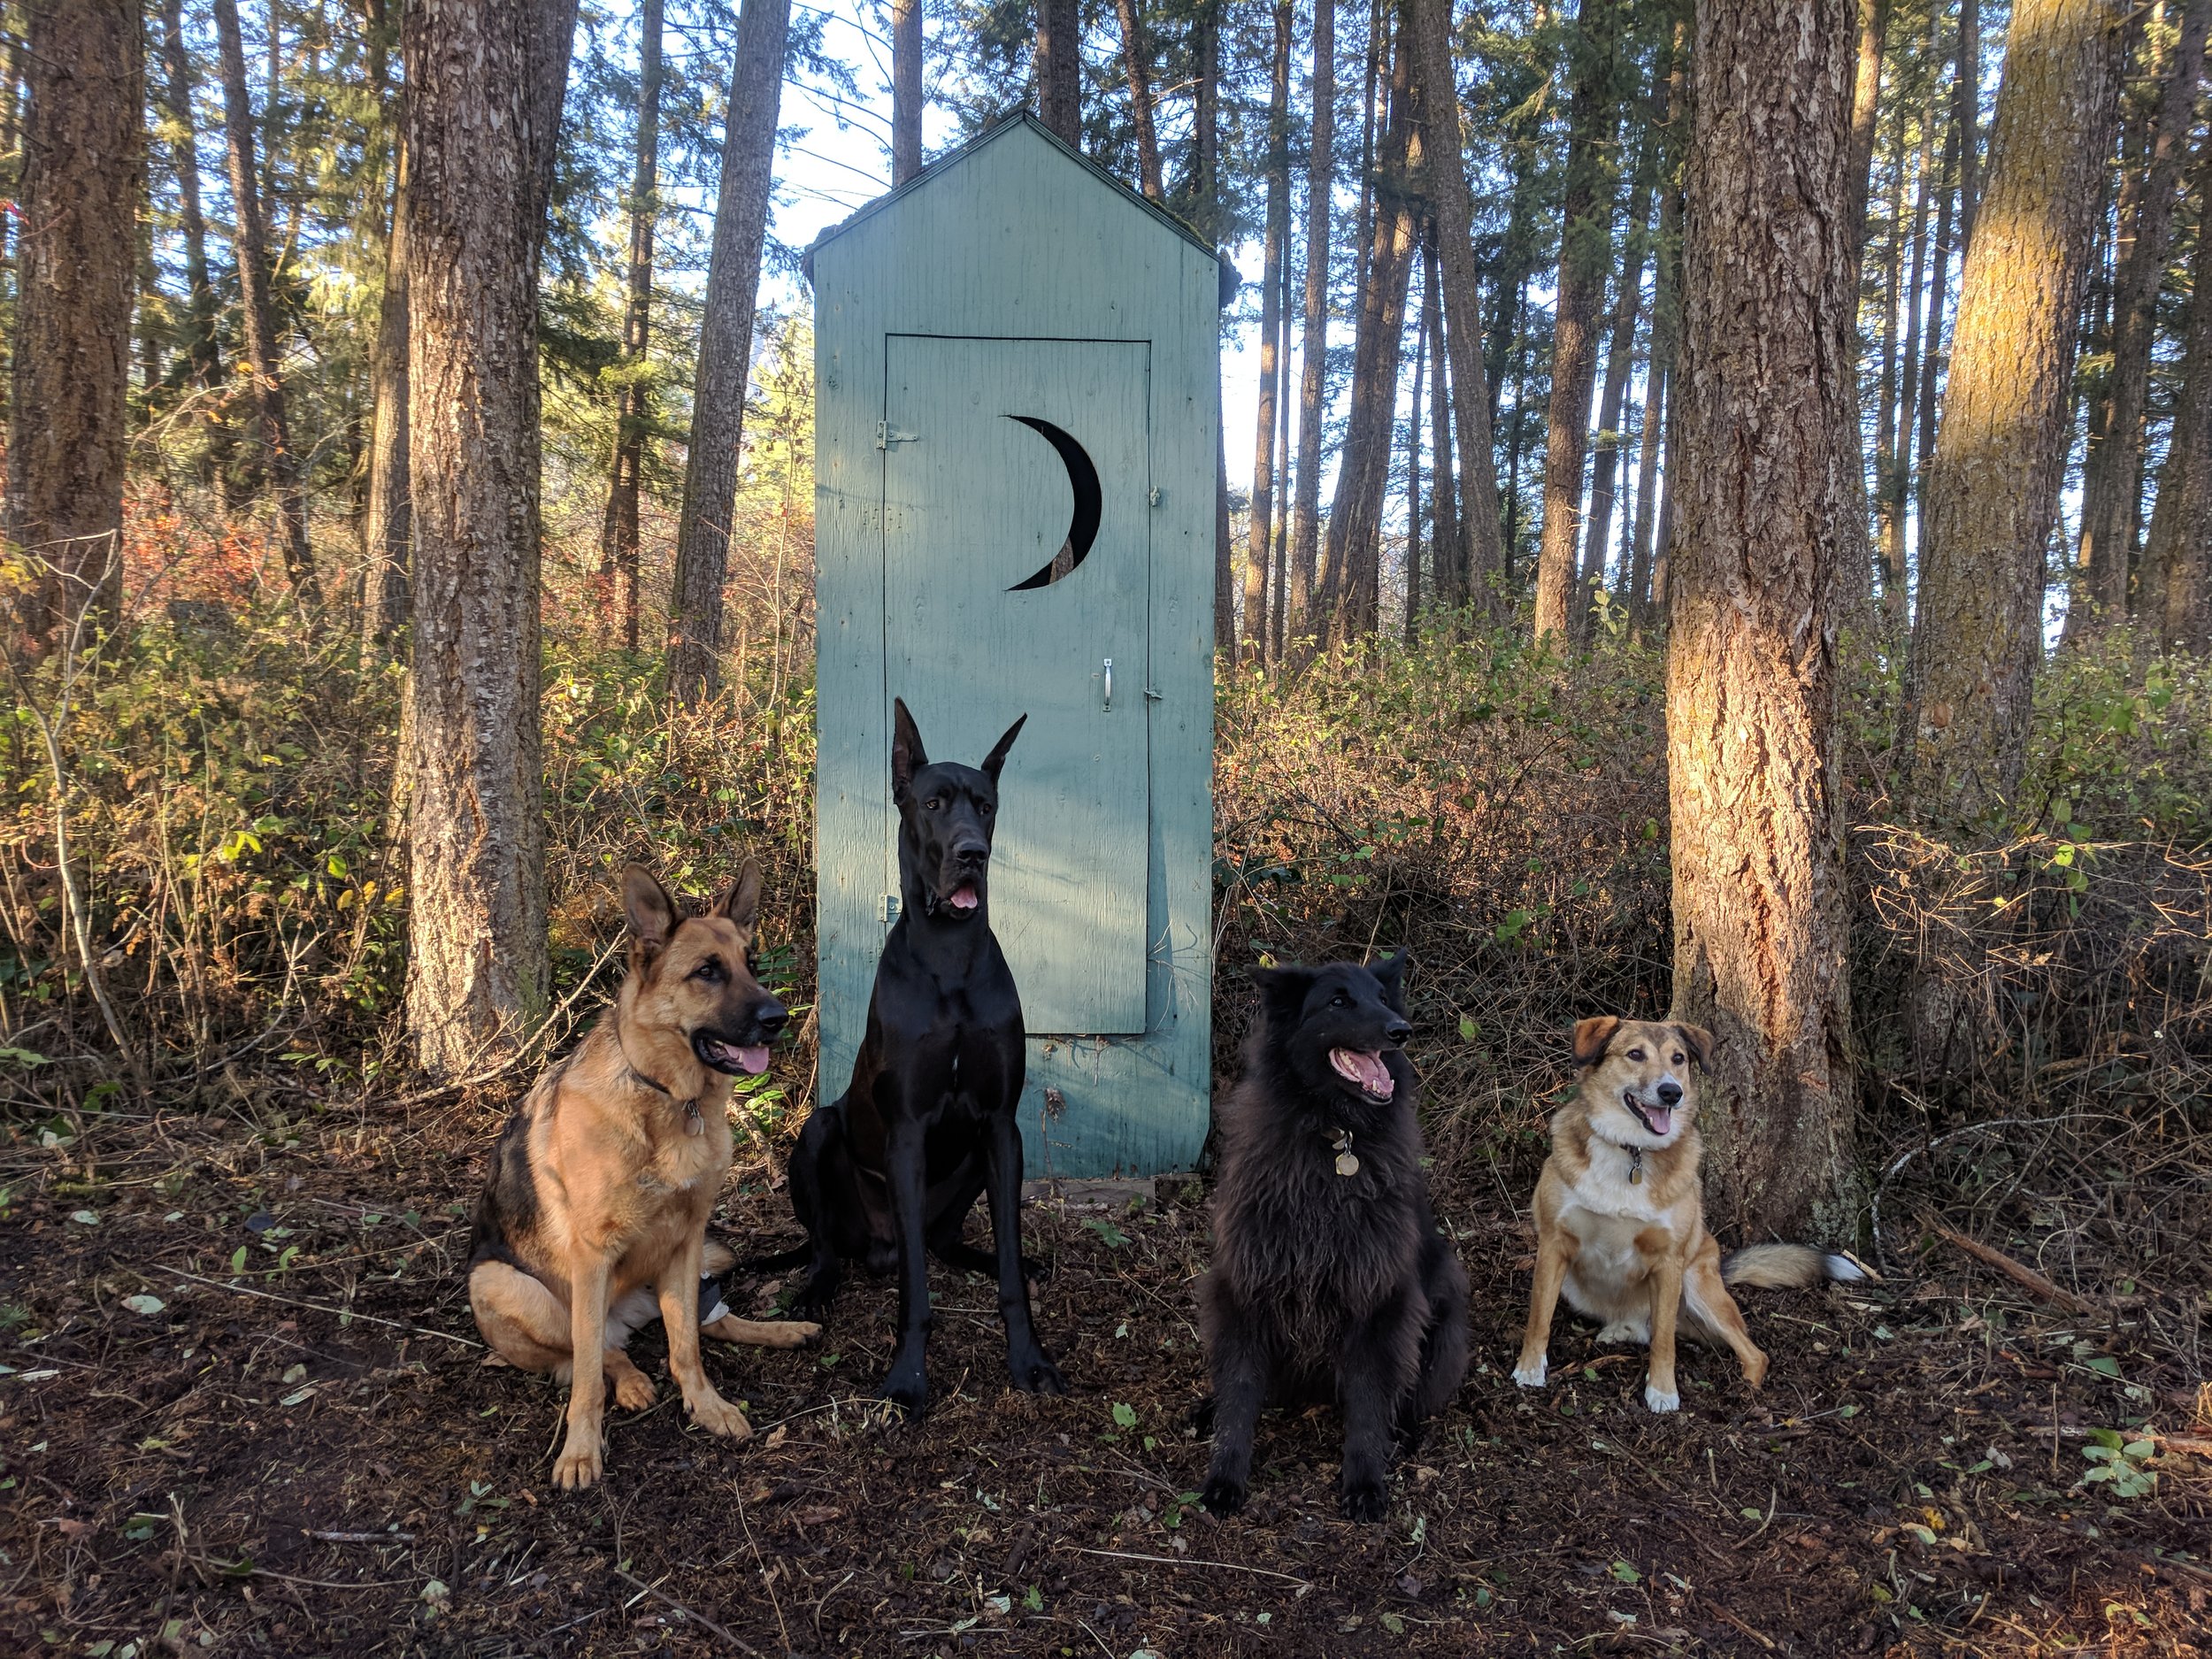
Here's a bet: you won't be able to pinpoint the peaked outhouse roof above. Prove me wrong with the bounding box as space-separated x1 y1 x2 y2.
802 111 1217 279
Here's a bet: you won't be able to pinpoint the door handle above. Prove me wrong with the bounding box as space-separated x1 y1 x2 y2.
1102 657 1113 713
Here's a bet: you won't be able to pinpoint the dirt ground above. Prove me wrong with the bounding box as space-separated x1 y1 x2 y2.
4 1086 2208 1659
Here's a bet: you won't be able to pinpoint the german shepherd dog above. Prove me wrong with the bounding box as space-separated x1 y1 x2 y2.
1197 955 1470 1521
467 863 819 1490
1513 1017 1865 1414
771 699 1064 1416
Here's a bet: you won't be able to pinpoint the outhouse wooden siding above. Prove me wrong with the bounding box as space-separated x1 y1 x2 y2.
809 115 1217 1178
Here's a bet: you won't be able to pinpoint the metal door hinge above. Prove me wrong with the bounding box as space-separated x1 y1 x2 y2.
876 422 920 449
879 893 901 924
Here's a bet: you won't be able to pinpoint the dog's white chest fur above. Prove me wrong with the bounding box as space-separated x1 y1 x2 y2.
1563 1141 1667 1229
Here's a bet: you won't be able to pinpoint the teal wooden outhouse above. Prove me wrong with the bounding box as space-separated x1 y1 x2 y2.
807 113 1217 1178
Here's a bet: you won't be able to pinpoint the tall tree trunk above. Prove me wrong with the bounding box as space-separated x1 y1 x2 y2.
1242 0 1292 664
1113 0 1163 200
1903 0 2125 824
1671 0 1859 1241
401 0 573 1074
1406 0 1505 610
1632 17 1688 637
2142 131 2212 652
1578 107 1662 642
1957 0 1980 249
362 126 411 654
7 0 142 642
599 0 664 655
1847 0 1890 244
1627 359 1665 629
1532 0 1623 644
892 0 923 182
1424 228 1458 620
1319 11 1416 640
2077 0 2210 628
1405 273 1425 641
1886 35 1939 636
1870 95 1911 611
1286 0 1333 648
1037 0 1080 145
1352 0 1382 321
213 0 317 602
157 0 220 393
667 0 792 706
1199 1 1232 649
1912 102 1960 591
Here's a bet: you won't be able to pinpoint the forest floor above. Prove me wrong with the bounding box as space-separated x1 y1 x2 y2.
3 1084 2208 1659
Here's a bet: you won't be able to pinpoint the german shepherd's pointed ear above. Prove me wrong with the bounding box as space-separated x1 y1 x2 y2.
1368 949 1410 1014
713 858 764 933
1571 1015 1622 1069
981 713 1027 784
1673 1023 1715 1069
891 697 928 804
621 863 680 956
1250 964 1317 1029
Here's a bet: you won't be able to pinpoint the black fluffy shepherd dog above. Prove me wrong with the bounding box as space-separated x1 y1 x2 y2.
1195 954 1470 1521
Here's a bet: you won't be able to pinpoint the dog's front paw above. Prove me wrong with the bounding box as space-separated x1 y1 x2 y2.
687 1391 754 1441
877 1366 929 1417
1338 1477 1389 1524
611 1369 657 1411
1011 1348 1066 1396
1511 1355 1548 1388
1200 1473 1248 1517
552 1430 604 1491
1643 1383 1680 1414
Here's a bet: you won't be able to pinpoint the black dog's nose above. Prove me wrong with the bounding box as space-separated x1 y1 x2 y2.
949 838 989 866
1657 1080 1682 1107
755 1001 788 1037
1386 1018 1412 1045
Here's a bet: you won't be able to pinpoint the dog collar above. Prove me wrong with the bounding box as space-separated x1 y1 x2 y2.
616 1040 705 1137
1329 1128 1359 1179
1627 1144 1644 1186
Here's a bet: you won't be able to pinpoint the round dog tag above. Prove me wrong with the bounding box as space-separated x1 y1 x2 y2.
1335 1149 1360 1179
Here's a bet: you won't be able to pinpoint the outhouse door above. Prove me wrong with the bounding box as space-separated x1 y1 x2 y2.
881 334 1151 1035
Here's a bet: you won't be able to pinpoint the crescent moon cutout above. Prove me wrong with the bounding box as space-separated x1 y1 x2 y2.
1004 416 1102 590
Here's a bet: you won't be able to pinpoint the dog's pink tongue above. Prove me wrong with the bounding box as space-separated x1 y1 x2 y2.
1330 1048 1394 1098
736 1045 771 1075
948 884 979 912
1643 1103 1673 1136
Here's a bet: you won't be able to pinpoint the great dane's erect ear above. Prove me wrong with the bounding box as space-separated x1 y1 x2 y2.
1673 1023 1715 1070
980 713 1027 784
1571 1015 1623 1069
713 857 764 933
1367 949 1410 1014
891 697 929 804
1249 964 1319 1030
621 863 680 956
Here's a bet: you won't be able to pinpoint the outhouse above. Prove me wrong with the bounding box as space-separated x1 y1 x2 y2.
807 113 1217 1178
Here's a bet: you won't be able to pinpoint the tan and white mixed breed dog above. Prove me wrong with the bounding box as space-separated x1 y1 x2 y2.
1513 1017 1864 1413
466 863 818 1490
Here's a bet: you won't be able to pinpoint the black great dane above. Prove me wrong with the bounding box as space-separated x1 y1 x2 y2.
774 698 1064 1414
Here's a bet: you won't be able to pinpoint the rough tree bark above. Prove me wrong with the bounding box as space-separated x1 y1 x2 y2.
6 0 142 643
1241 0 1291 664
1286 0 1333 646
1113 0 1163 200
892 0 923 182
1902 0 2125 824
1670 0 1861 1241
1847 0 1890 244
1532 0 1623 644
599 0 664 654
2076 0 2210 629
1406 0 1504 610
667 0 792 706
2142 130 2212 652
401 0 574 1074
1037 0 1080 145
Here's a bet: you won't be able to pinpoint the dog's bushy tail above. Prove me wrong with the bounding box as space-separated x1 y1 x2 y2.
1720 1243 1868 1289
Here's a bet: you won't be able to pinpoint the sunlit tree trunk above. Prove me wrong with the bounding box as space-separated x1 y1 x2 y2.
7 0 142 643
1533 0 1623 645
361 8 411 659
1242 0 1291 664
1406 0 1504 610
2142 132 2212 652
213 0 317 603
1630 19 1687 639
1671 0 1859 1240
1578 102 1662 642
2076 0 2210 630
401 0 573 1074
1423 230 1458 618
598 0 664 655
1286 0 1333 649
1037 0 1080 146
892 0 923 182
1627 360 1665 628
667 0 791 706
1847 0 1890 243
1903 0 2125 824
